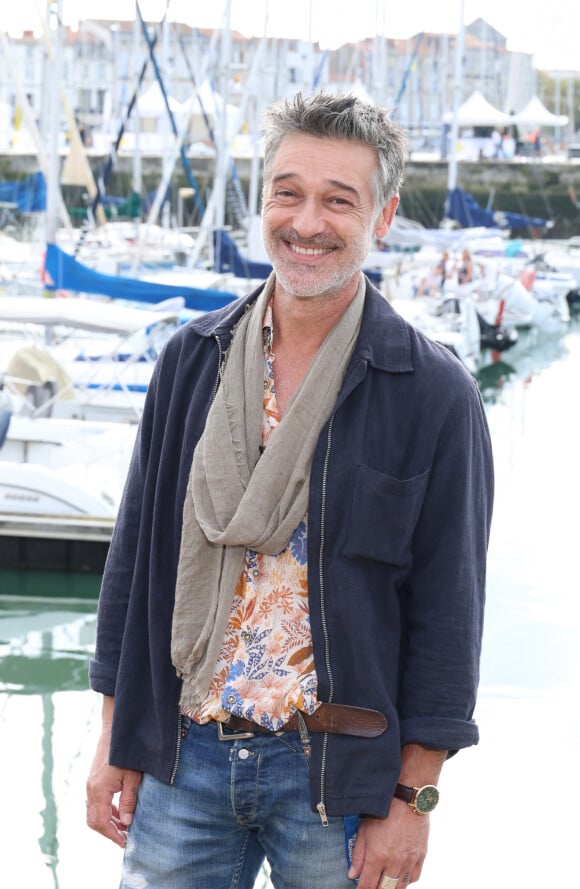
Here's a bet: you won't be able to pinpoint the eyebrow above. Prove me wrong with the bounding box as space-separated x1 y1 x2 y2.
271 172 361 201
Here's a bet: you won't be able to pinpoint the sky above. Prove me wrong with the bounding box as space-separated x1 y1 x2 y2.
3 0 580 72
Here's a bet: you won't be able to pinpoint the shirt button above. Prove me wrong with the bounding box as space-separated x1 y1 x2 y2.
238 748 251 760
226 694 236 705
251 568 259 579
241 631 253 643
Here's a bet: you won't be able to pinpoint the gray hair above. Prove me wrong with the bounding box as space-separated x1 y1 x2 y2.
261 91 409 209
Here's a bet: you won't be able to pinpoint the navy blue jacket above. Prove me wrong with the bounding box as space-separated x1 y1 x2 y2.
89 279 494 818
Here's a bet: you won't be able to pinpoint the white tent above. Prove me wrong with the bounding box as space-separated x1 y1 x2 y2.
134 83 189 138
326 79 375 105
137 82 184 117
513 95 569 127
181 80 240 143
444 91 511 127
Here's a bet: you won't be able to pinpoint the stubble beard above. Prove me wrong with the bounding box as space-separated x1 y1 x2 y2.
264 228 370 299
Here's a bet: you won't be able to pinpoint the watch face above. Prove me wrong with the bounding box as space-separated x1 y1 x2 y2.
415 785 440 814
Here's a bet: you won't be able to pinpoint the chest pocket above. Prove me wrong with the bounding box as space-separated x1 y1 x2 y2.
344 464 430 567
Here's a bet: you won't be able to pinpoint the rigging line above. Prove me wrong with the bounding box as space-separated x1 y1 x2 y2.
175 33 214 221
74 15 168 258
177 34 216 146
176 32 247 226
136 2 205 213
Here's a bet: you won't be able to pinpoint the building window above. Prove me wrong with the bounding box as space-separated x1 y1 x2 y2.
78 89 91 113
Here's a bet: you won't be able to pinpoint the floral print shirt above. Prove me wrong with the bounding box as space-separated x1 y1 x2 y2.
192 302 319 730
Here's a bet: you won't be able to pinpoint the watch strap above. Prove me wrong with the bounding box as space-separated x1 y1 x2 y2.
393 782 416 804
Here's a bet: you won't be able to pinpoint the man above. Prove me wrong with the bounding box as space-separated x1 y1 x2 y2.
86 92 493 889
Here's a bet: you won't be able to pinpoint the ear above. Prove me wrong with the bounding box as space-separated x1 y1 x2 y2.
374 196 399 239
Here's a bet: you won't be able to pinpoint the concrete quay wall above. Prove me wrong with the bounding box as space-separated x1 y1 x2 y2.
2 151 580 239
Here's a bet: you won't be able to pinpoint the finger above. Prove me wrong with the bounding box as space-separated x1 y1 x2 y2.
85 797 128 848
396 855 424 885
354 855 392 889
118 772 142 826
348 832 367 879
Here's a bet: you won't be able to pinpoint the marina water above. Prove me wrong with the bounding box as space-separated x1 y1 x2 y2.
1 319 579 889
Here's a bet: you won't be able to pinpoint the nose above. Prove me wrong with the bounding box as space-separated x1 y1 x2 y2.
291 197 325 239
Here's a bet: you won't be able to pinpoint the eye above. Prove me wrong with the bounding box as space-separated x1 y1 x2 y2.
328 196 353 207
274 188 297 199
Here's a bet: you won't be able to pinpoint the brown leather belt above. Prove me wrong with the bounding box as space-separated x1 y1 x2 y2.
217 703 388 739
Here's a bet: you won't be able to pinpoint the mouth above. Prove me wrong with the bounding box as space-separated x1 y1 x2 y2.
271 229 340 261
289 243 335 256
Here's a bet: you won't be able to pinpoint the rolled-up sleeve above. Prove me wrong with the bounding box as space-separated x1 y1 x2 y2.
398 376 494 752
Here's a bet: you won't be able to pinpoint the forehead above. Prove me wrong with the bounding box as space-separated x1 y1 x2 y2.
269 133 378 190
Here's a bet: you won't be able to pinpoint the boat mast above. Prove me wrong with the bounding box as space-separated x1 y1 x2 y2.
445 0 465 216
247 19 269 220
46 0 65 244
161 14 172 229
132 9 143 201
213 0 232 271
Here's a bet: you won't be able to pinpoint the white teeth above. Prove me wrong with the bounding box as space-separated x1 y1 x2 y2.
290 244 331 256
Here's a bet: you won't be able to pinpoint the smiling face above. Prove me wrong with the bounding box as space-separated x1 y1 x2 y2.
262 134 398 301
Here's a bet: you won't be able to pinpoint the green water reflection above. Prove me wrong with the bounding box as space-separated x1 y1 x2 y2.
0 569 101 600
0 601 95 693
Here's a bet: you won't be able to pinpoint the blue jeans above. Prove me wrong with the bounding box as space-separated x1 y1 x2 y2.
120 717 355 889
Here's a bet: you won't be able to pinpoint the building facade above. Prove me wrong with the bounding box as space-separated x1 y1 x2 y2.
0 16 549 153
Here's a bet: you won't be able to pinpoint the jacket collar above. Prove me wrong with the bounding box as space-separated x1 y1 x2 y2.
355 280 414 374
188 285 264 343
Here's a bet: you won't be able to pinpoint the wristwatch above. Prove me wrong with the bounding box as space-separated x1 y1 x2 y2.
393 782 440 814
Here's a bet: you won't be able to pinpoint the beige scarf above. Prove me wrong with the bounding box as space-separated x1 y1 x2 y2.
172 273 366 711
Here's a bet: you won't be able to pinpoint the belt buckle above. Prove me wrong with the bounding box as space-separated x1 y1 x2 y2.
216 721 256 741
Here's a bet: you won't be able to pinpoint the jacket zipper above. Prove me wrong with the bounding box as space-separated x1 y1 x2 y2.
169 705 183 784
316 414 335 826
170 333 225 784
210 334 224 402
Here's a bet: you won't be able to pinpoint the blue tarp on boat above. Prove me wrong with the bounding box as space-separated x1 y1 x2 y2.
0 172 47 212
446 187 551 232
44 243 238 312
214 229 273 280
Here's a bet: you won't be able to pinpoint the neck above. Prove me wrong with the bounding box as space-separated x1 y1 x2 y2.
272 276 362 355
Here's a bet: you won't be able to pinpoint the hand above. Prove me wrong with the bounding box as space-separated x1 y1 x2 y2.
85 724 143 848
347 799 430 889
